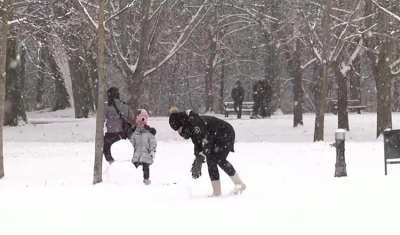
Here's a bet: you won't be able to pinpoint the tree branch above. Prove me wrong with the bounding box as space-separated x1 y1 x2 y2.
75 0 97 29
144 0 212 77
330 0 362 62
105 0 137 25
370 0 400 23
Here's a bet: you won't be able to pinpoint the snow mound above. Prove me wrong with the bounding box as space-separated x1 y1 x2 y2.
111 139 134 161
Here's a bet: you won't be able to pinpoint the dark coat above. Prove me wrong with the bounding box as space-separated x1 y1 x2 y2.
171 111 235 157
252 80 272 103
231 85 245 102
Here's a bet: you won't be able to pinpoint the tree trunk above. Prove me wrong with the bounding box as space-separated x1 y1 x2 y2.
36 45 46 110
314 0 332 142
66 32 94 118
219 54 225 113
4 37 26 126
94 0 106 185
0 0 11 179
119 0 131 62
364 0 393 138
375 43 392 137
127 0 151 113
87 49 98 111
204 35 217 113
393 80 400 112
17 46 27 122
292 38 303 127
333 62 349 131
47 44 70 111
349 56 361 101
263 0 281 114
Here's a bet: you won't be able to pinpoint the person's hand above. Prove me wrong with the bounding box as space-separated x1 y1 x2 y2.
150 151 156 159
190 152 205 179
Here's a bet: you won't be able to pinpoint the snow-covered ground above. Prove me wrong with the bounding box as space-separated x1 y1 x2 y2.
1 108 400 235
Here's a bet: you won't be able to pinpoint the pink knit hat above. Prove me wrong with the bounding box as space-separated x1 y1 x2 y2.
136 109 149 127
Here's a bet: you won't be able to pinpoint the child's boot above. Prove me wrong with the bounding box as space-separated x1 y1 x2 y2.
143 179 151 185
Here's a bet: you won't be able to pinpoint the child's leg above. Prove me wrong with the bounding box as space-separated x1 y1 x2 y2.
142 163 150 179
142 163 151 185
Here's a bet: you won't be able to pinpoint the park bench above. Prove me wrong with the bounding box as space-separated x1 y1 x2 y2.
224 101 254 117
330 99 366 115
383 129 400 175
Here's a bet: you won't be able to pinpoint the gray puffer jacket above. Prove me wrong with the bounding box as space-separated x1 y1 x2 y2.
130 128 157 165
104 100 135 133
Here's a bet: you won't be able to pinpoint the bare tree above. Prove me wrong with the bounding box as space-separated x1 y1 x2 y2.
93 0 106 184
364 0 396 137
313 0 332 142
0 0 11 178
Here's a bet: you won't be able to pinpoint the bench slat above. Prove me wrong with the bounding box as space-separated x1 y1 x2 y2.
348 106 366 109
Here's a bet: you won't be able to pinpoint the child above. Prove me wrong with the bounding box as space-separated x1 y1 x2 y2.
130 109 157 185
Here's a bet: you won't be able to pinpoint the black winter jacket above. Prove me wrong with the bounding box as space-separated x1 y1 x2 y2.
179 111 235 158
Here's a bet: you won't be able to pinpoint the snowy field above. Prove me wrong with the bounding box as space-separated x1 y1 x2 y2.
2 108 400 235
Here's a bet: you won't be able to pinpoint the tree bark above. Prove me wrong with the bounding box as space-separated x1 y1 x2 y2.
47 44 70 111
4 37 26 126
66 33 94 118
349 56 361 101
314 0 332 142
127 0 151 113
393 80 400 112
204 34 217 113
363 0 393 138
374 44 392 137
0 0 11 179
94 0 106 185
333 62 349 131
219 54 225 113
292 37 303 127
36 45 46 110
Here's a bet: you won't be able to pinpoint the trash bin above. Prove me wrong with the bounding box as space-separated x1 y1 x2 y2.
383 129 400 175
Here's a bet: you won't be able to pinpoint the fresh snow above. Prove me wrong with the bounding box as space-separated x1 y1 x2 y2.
1 108 400 235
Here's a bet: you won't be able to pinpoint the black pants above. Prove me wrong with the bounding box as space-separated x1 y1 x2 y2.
261 99 271 117
103 132 126 163
206 149 236 181
253 98 261 117
133 162 150 180
233 101 243 118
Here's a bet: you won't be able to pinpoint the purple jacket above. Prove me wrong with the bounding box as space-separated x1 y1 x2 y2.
104 100 135 133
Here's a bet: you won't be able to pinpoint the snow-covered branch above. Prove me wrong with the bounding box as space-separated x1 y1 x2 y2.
301 58 317 70
76 0 97 29
144 0 212 77
308 1 352 14
391 58 400 75
339 38 363 76
8 17 26 25
148 0 168 20
109 19 134 74
105 0 137 25
220 24 257 41
330 0 362 62
218 4 278 23
370 0 400 23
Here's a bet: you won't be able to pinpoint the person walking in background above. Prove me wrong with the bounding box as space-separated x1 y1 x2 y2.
231 80 245 119
251 80 262 119
260 79 273 118
251 79 273 119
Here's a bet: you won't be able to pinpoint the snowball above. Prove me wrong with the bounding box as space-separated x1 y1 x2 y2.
107 162 136 185
110 139 134 162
